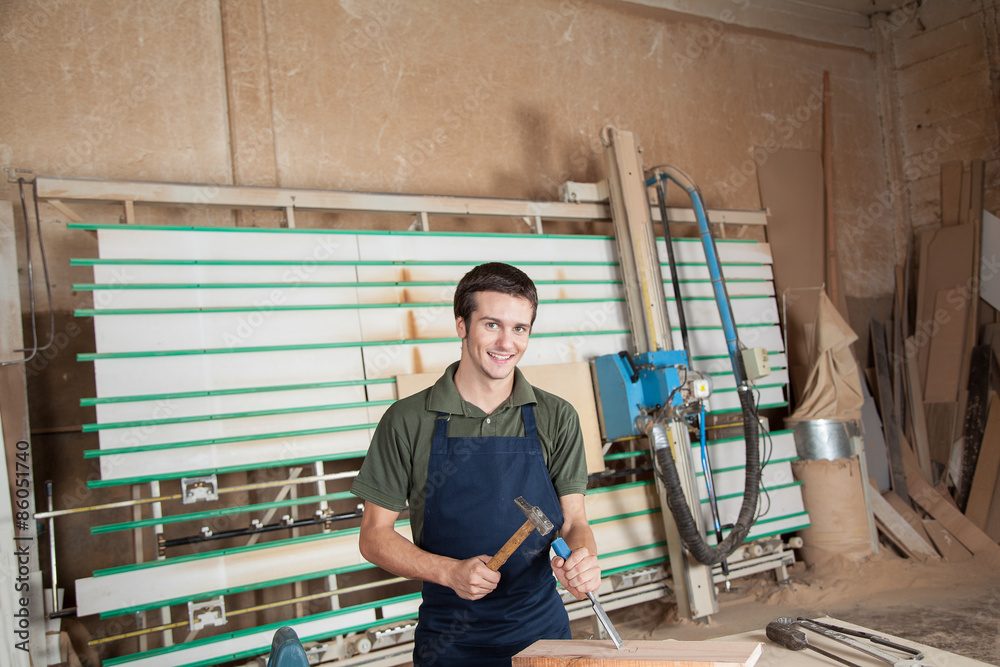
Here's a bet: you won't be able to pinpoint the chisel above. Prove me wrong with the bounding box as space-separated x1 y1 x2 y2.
552 537 624 649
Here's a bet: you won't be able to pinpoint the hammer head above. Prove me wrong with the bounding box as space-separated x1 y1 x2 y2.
514 496 554 536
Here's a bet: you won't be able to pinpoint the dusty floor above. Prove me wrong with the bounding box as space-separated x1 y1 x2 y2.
573 550 1000 665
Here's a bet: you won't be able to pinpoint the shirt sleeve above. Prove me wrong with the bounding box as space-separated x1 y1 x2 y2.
543 398 588 498
350 405 413 513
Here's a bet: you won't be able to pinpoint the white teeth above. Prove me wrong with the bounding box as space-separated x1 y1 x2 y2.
488 352 512 360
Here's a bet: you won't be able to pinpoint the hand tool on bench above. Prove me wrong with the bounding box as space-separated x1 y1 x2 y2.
766 620 863 667
552 537 624 650
486 496 555 571
785 618 933 667
771 617 932 667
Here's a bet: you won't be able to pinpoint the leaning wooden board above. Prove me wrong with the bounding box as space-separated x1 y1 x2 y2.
512 640 762 666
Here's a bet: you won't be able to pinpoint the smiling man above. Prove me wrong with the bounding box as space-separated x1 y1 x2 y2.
351 262 601 666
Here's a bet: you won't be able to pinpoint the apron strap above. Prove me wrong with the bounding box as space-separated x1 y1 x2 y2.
520 404 538 439
432 412 450 451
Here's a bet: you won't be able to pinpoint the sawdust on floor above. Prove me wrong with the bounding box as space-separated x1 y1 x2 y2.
573 550 1000 664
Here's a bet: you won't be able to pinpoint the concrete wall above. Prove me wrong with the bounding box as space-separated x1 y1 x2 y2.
1 0 994 660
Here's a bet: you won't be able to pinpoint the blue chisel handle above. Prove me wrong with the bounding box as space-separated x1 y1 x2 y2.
551 537 572 561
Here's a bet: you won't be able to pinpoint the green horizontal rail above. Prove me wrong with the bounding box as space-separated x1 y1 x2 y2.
73 278 621 291
92 491 355 534
701 480 802 504
77 329 631 361
69 222 619 240
709 401 788 416
694 456 798 477
84 422 378 458
102 593 422 667
589 508 661 525
72 258 621 267
75 297 627 317
83 399 394 432
102 561 378 618
81 377 395 407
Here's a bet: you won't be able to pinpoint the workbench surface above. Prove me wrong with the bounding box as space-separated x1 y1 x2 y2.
717 616 994 666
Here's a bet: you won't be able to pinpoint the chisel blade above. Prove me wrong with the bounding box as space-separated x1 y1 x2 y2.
587 591 624 649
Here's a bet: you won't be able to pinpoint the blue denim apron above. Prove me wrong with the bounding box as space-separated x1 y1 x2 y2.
413 404 571 666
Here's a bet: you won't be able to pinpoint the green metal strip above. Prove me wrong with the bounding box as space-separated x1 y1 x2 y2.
709 401 788 416
589 508 660 525
72 258 620 267
76 297 626 317
77 330 630 361
83 399 394 432
101 562 377 618
701 481 802 504
84 422 378 458
69 222 616 240
586 479 653 494
701 429 793 446
92 491 354 534
87 451 368 489
72 278 621 290
694 457 798 477
101 594 422 667
93 519 404 578
81 378 394 407
599 541 668 562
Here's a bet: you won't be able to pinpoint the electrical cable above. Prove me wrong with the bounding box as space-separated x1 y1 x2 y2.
2 179 39 366
30 181 55 352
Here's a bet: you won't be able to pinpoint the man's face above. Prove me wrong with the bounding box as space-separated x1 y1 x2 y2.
456 290 533 382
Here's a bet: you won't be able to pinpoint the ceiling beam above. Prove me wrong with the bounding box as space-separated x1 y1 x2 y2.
621 0 875 52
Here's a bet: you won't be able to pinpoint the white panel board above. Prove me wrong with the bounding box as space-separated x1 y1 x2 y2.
92 348 365 399
98 229 361 262
356 233 618 263
93 310 363 352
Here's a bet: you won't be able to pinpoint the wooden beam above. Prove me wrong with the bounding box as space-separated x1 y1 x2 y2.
940 161 963 227
871 319 908 501
513 640 763 666
46 199 83 222
868 487 939 561
904 342 933 481
35 175 767 226
902 444 1000 566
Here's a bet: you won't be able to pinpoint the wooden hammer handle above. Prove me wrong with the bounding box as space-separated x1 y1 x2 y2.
486 519 536 571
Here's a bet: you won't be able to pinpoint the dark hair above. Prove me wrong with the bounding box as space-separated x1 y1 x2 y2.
453 262 538 325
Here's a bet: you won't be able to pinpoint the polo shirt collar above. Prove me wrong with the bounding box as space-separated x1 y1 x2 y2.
426 361 537 416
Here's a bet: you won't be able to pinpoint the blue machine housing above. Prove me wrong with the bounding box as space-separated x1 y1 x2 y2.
593 349 689 441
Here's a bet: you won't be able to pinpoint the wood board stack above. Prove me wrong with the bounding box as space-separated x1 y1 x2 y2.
862 159 1000 566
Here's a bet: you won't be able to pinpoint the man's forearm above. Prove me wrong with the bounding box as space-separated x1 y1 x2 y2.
359 524 454 586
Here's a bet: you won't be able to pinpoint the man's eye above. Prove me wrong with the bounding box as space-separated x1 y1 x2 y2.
514 327 525 333
486 322 498 329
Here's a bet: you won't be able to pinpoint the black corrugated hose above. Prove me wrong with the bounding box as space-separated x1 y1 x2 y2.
645 384 760 566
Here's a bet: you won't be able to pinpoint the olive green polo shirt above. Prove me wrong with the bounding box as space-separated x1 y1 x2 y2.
351 361 588 546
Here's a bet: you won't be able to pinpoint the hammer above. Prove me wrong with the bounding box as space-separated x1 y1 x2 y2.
486 496 554 571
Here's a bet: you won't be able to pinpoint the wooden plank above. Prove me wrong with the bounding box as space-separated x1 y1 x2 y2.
904 341 933 481
396 362 605 475
966 394 1000 529
871 320 908 501
868 486 939 561
922 518 973 562
46 198 84 222
513 640 763 666
902 444 1000 566
940 161 963 227
923 289 969 403
959 165 971 226
882 489 934 546
956 345 992 511
925 402 958 467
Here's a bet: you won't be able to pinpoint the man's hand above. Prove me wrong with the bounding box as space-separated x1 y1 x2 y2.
551 546 601 600
445 554 502 600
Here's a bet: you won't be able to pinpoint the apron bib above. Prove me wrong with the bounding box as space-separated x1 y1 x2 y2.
413 404 571 666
